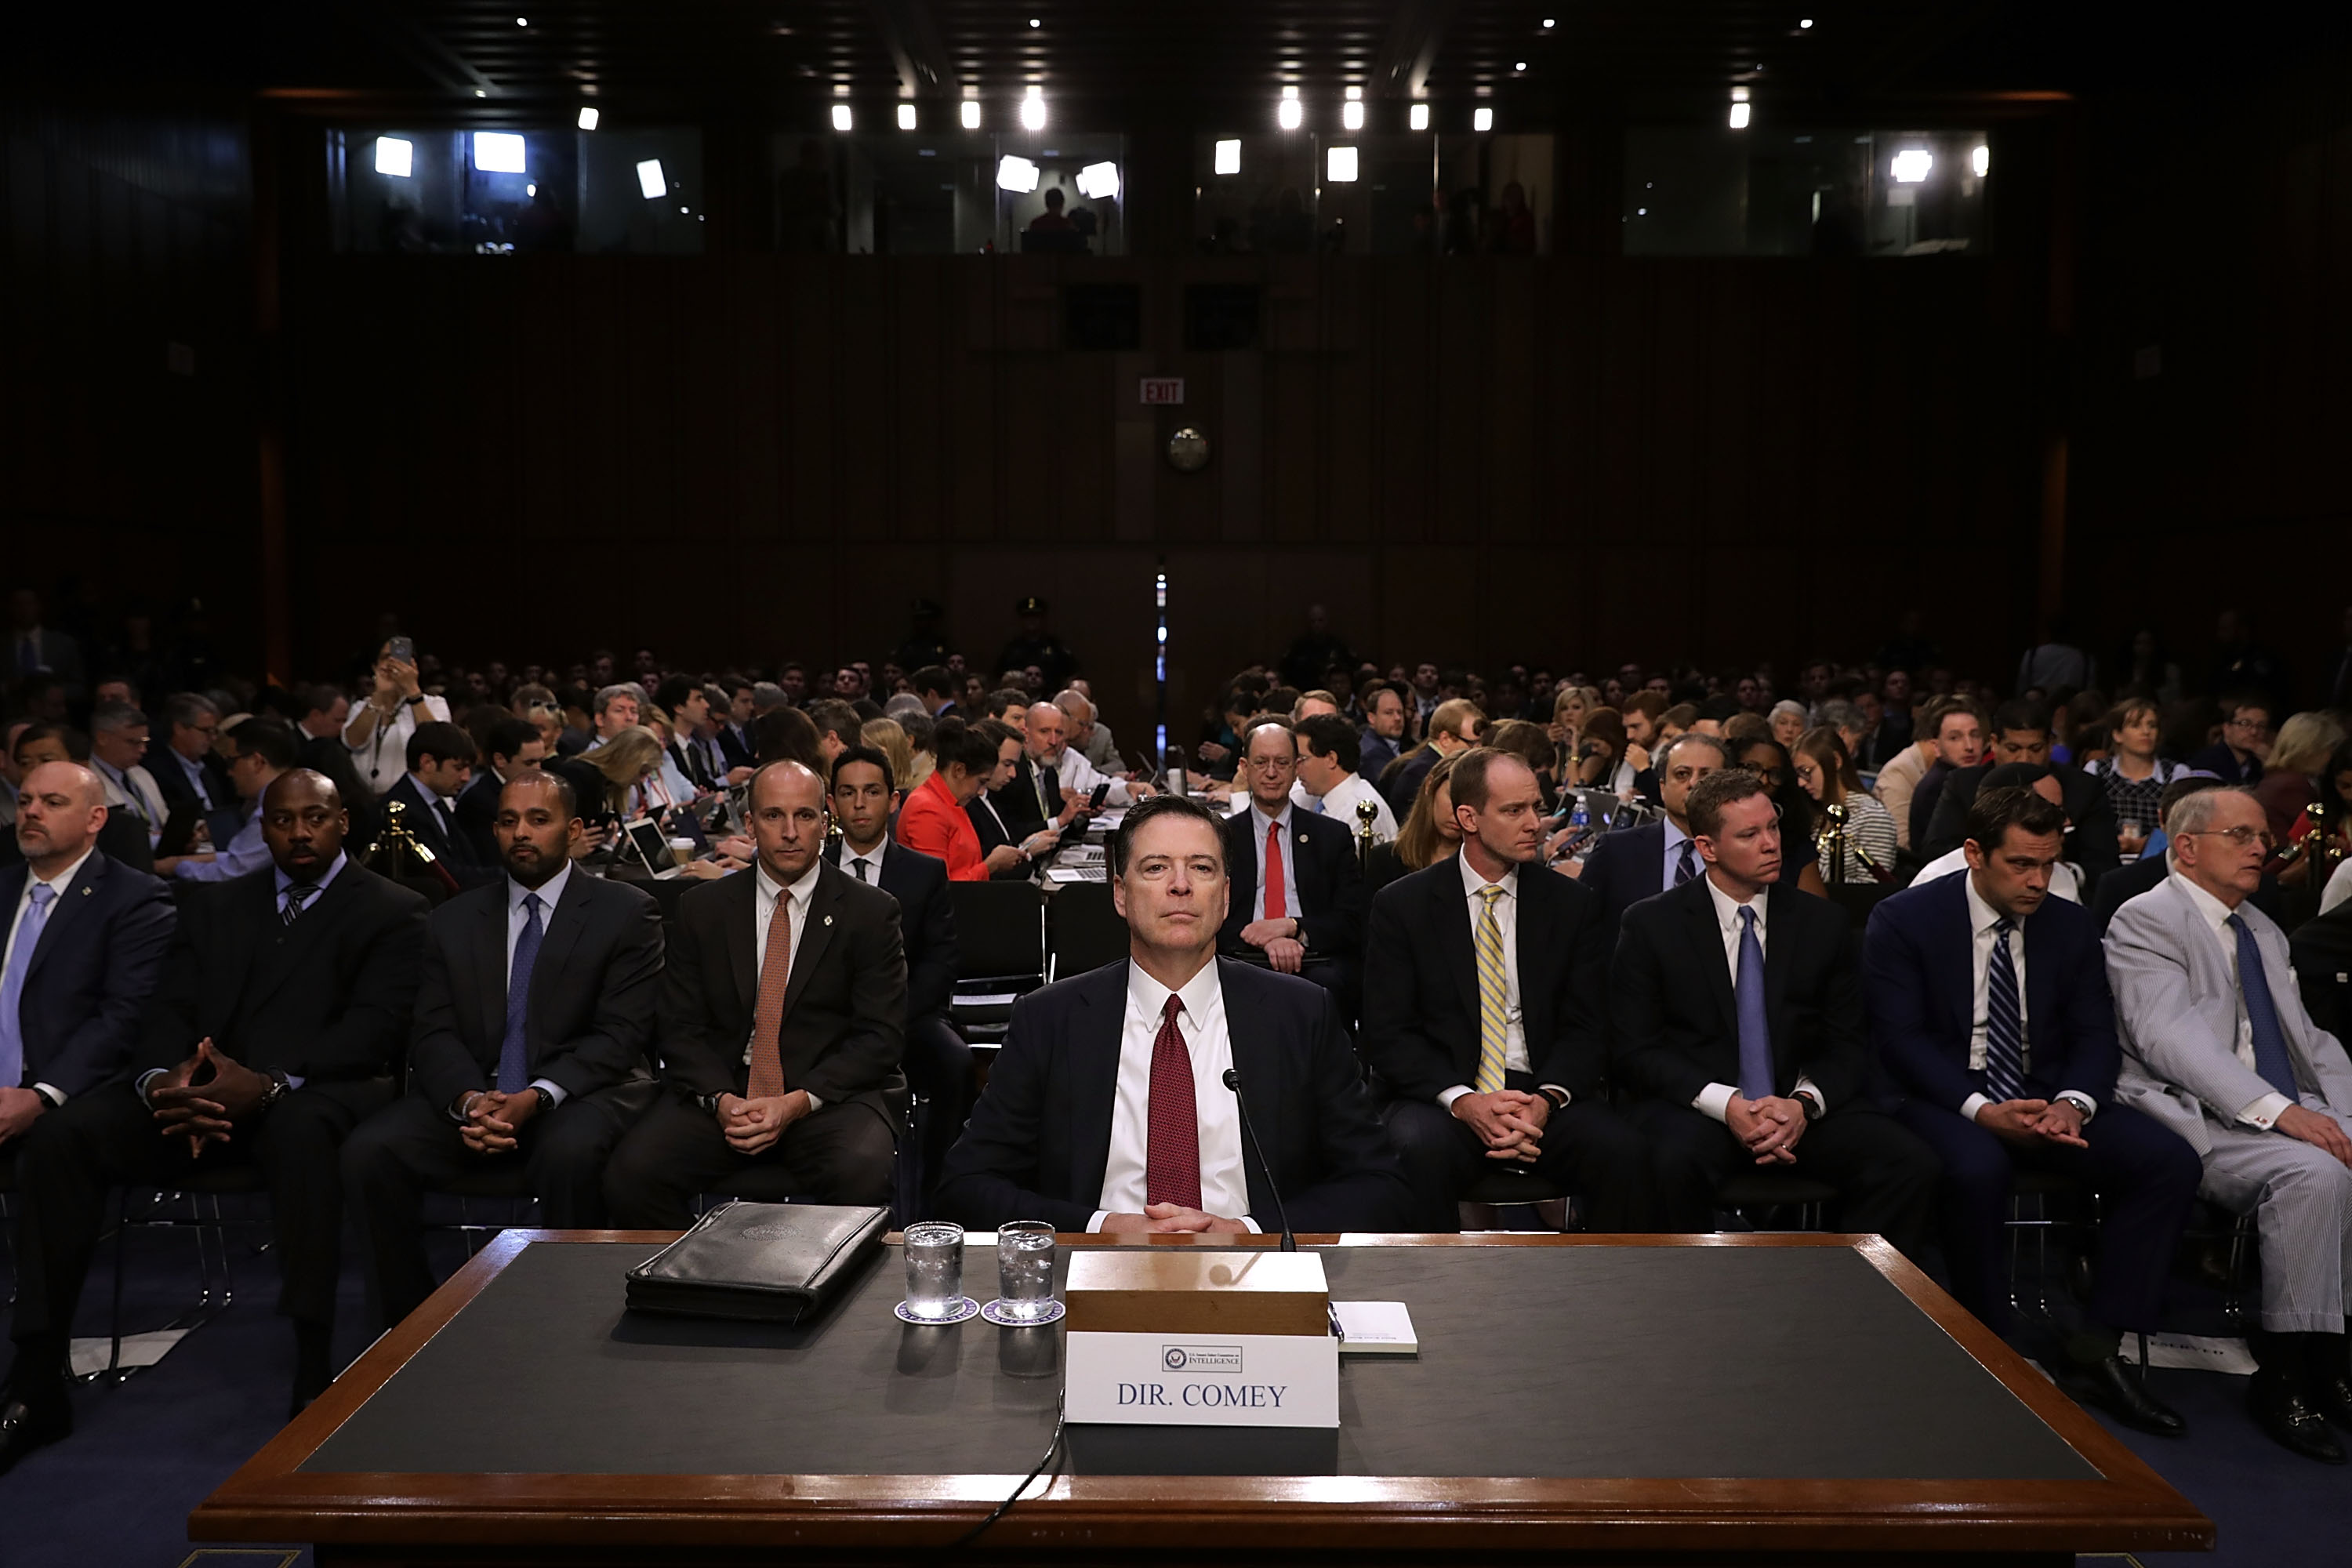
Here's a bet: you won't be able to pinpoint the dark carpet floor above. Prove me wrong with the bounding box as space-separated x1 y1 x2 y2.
2 1193 2349 1566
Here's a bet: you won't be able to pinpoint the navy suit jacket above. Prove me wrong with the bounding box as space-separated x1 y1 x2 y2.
0 853 177 1096
837 840 958 1025
934 958 1413 1233
1217 805 1366 961
1577 822 1670 935
383 773 492 885
1864 871 2122 1115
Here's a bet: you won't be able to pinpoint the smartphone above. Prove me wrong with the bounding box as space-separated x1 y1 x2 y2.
1087 782 1111 811
386 636 415 664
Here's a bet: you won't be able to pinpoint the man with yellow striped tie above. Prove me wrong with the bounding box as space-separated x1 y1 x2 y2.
1363 749 1659 1233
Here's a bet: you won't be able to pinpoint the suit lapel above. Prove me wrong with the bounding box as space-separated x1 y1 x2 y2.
478 882 510 1054
1686 883 1738 1039
724 872 757 1012
1435 862 1481 1027
1933 876 1978 1054
1226 814 1258 924
1219 961 1275 1208
532 873 591 1025
1071 962 1127 1202
780 866 842 1020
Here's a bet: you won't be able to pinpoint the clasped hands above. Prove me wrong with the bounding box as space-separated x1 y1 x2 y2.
145 1038 274 1156
1239 917 1305 975
458 1087 548 1153
1972 1098 2089 1149
1099 1203 1252 1235
713 1089 812 1156
1726 1093 1809 1165
1452 1088 1548 1163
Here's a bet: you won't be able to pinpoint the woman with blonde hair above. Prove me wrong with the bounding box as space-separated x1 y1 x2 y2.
861 717 913 795
2256 711 2350 848
1367 750 1468 896
582 724 673 821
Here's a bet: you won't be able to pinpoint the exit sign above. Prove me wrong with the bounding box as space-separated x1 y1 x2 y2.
1140 376 1186 405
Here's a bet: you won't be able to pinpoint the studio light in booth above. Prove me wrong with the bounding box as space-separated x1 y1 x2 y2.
1891 148 1933 183
1076 161 1120 200
576 106 600 131
898 103 917 130
374 136 413 177
1327 146 1359 183
996 154 1040 193
962 100 983 129
1022 89 1047 130
473 132 527 172
1409 103 1429 132
833 103 854 132
1279 87 1302 131
1729 87 1751 130
1972 143 1990 177
635 158 666 198
1343 85 1363 132
1800 17 1814 27
1214 138 1241 175
1472 106 1494 132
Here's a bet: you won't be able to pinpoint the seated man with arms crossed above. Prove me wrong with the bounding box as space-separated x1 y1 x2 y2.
935 794 1410 1235
604 761 906 1225
343 770 664 1329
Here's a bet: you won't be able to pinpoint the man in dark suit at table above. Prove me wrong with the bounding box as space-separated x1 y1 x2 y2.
603 761 906 1227
0 762 177 1166
1575 732 1730 936
342 770 664 1328
935 793 1411 1235
1363 748 1657 1233
1613 770 1937 1256
1217 718 1366 1005
828 744 967 1200
380 720 490 886
1866 786 2201 1435
1 771 427 1468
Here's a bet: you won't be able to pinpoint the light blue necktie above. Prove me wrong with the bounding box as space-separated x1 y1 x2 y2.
1984 916 2025 1102
497 893 545 1094
2230 913 2301 1099
0 884 59 1091
1734 906 1773 1102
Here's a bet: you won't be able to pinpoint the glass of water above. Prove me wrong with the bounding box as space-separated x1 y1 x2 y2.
901 1221 966 1322
995 1221 1058 1323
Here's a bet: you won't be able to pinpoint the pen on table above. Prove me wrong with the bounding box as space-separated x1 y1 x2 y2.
1326 1304 1345 1343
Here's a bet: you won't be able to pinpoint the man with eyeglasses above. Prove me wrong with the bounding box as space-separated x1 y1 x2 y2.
2107 785 2352 1463
2188 699 2274 786
1216 719 1365 1007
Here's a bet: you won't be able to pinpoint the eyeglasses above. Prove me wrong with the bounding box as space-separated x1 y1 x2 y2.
2225 717 2274 735
1244 757 1295 772
2182 826 2278 854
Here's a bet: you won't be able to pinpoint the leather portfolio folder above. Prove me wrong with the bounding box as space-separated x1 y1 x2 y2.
623 1201 889 1323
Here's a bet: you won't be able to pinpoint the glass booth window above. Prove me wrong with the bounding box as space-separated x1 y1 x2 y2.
328 127 705 255
1623 126 1990 257
777 132 1127 255
1192 132 1552 256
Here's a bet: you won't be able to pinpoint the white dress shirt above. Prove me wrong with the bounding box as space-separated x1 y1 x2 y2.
2170 871 2292 1130
1248 804 1301 922
94 760 166 848
1955 875 2096 1125
1292 771 1397 844
1694 877 1824 1122
503 861 575 1108
3 846 96 1106
1092 960 1256 1232
743 858 825 1107
347 694 452 797
1051 745 1138 808
1915 846 2083 904
836 840 887 884
1436 858 1570 1109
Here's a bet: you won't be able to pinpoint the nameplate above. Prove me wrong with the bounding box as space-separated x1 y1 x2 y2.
1064 1330 1339 1428
1064 1249 1330 1337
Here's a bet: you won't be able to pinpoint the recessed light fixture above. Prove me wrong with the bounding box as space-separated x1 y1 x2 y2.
1800 17 1814 28
898 103 917 130
1472 107 1493 132
636 158 666 198
833 103 853 131
375 136 414 177
962 100 982 129
1515 60 1528 71
576 106 600 131
1022 88 1046 129
1214 139 1240 174
1327 146 1359 183
1028 15 1040 26
515 15 528 25
1279 87 1302 130
1542 16 1555 27
1342 100 1364 130
1409 103 1429 131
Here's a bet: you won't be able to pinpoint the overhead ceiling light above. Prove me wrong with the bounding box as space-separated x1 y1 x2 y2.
374 136 414 177
996 154 1040 192
832 103 853 132
1543 16 1556 27
1892 149 1933 183
961 100 982 129
1800 17 1814 27
1028 16 1040 26
1729 101 1751 129
1345 85 1362 100
1409 103 1429 132
514 15 528 25
576 106 600 131
1278 89 1302 131
473 131 526 172
1021 89 1046 130
525 182 536 196
1214 138 1241 175
635 158 666 198
898 103 917 130
1076 161 1120 200
1327 146 1359 183
1515 60 1528 71
473 89 487 98
1971 143 1990 177
1342 100 1364 130
1472 107 1493 132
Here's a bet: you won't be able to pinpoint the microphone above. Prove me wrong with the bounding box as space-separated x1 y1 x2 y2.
1222 1066 1297 1253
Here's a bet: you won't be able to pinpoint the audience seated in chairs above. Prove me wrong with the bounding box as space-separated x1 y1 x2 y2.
897 716 1048 881
342 771 664 1330
1574 732 1730 936
2 771 427 1471
377 720 489 887
1363 748 1658 1234
1215 719 1366 1004
1363 750 1465 900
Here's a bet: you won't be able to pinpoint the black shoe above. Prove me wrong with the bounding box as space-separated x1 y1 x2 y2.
2058 1356 2187 1438
2312 1367 2352 1433
2251 1374 2348 1464
0 1390 71 1478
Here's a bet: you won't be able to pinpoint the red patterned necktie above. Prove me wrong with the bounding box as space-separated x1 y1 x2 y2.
1261 820 1286 922
1144 993 1201 1210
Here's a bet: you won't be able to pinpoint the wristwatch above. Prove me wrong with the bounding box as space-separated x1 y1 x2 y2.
259 1068 292 1110
1790 1088 1824 1122
1538 1087 1570 1111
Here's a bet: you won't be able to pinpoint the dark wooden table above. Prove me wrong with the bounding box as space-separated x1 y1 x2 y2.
190 1231 2212 1566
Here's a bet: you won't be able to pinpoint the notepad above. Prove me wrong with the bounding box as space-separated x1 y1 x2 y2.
1331 1300 1417 1356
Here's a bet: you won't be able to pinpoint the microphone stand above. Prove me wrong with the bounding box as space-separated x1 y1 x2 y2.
1222 1066 1297 1252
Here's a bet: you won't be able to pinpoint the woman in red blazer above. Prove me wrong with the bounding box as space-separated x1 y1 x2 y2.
895 717 1033 880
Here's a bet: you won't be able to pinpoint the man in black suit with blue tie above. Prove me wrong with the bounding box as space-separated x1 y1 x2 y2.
0 763 176 1162
342 769 664 1328
1574 733 1728 935
379 720 491 885
1866 785 2200 1435
1613 771 1937 1256
935 794 1410 1235
1217 720 1365 1005
829 745 967 1201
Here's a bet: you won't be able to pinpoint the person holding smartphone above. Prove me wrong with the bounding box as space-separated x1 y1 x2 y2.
343 637 452 798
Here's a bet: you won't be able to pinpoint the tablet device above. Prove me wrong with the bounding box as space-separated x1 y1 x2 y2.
155 804 202 859
622 816 677 876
